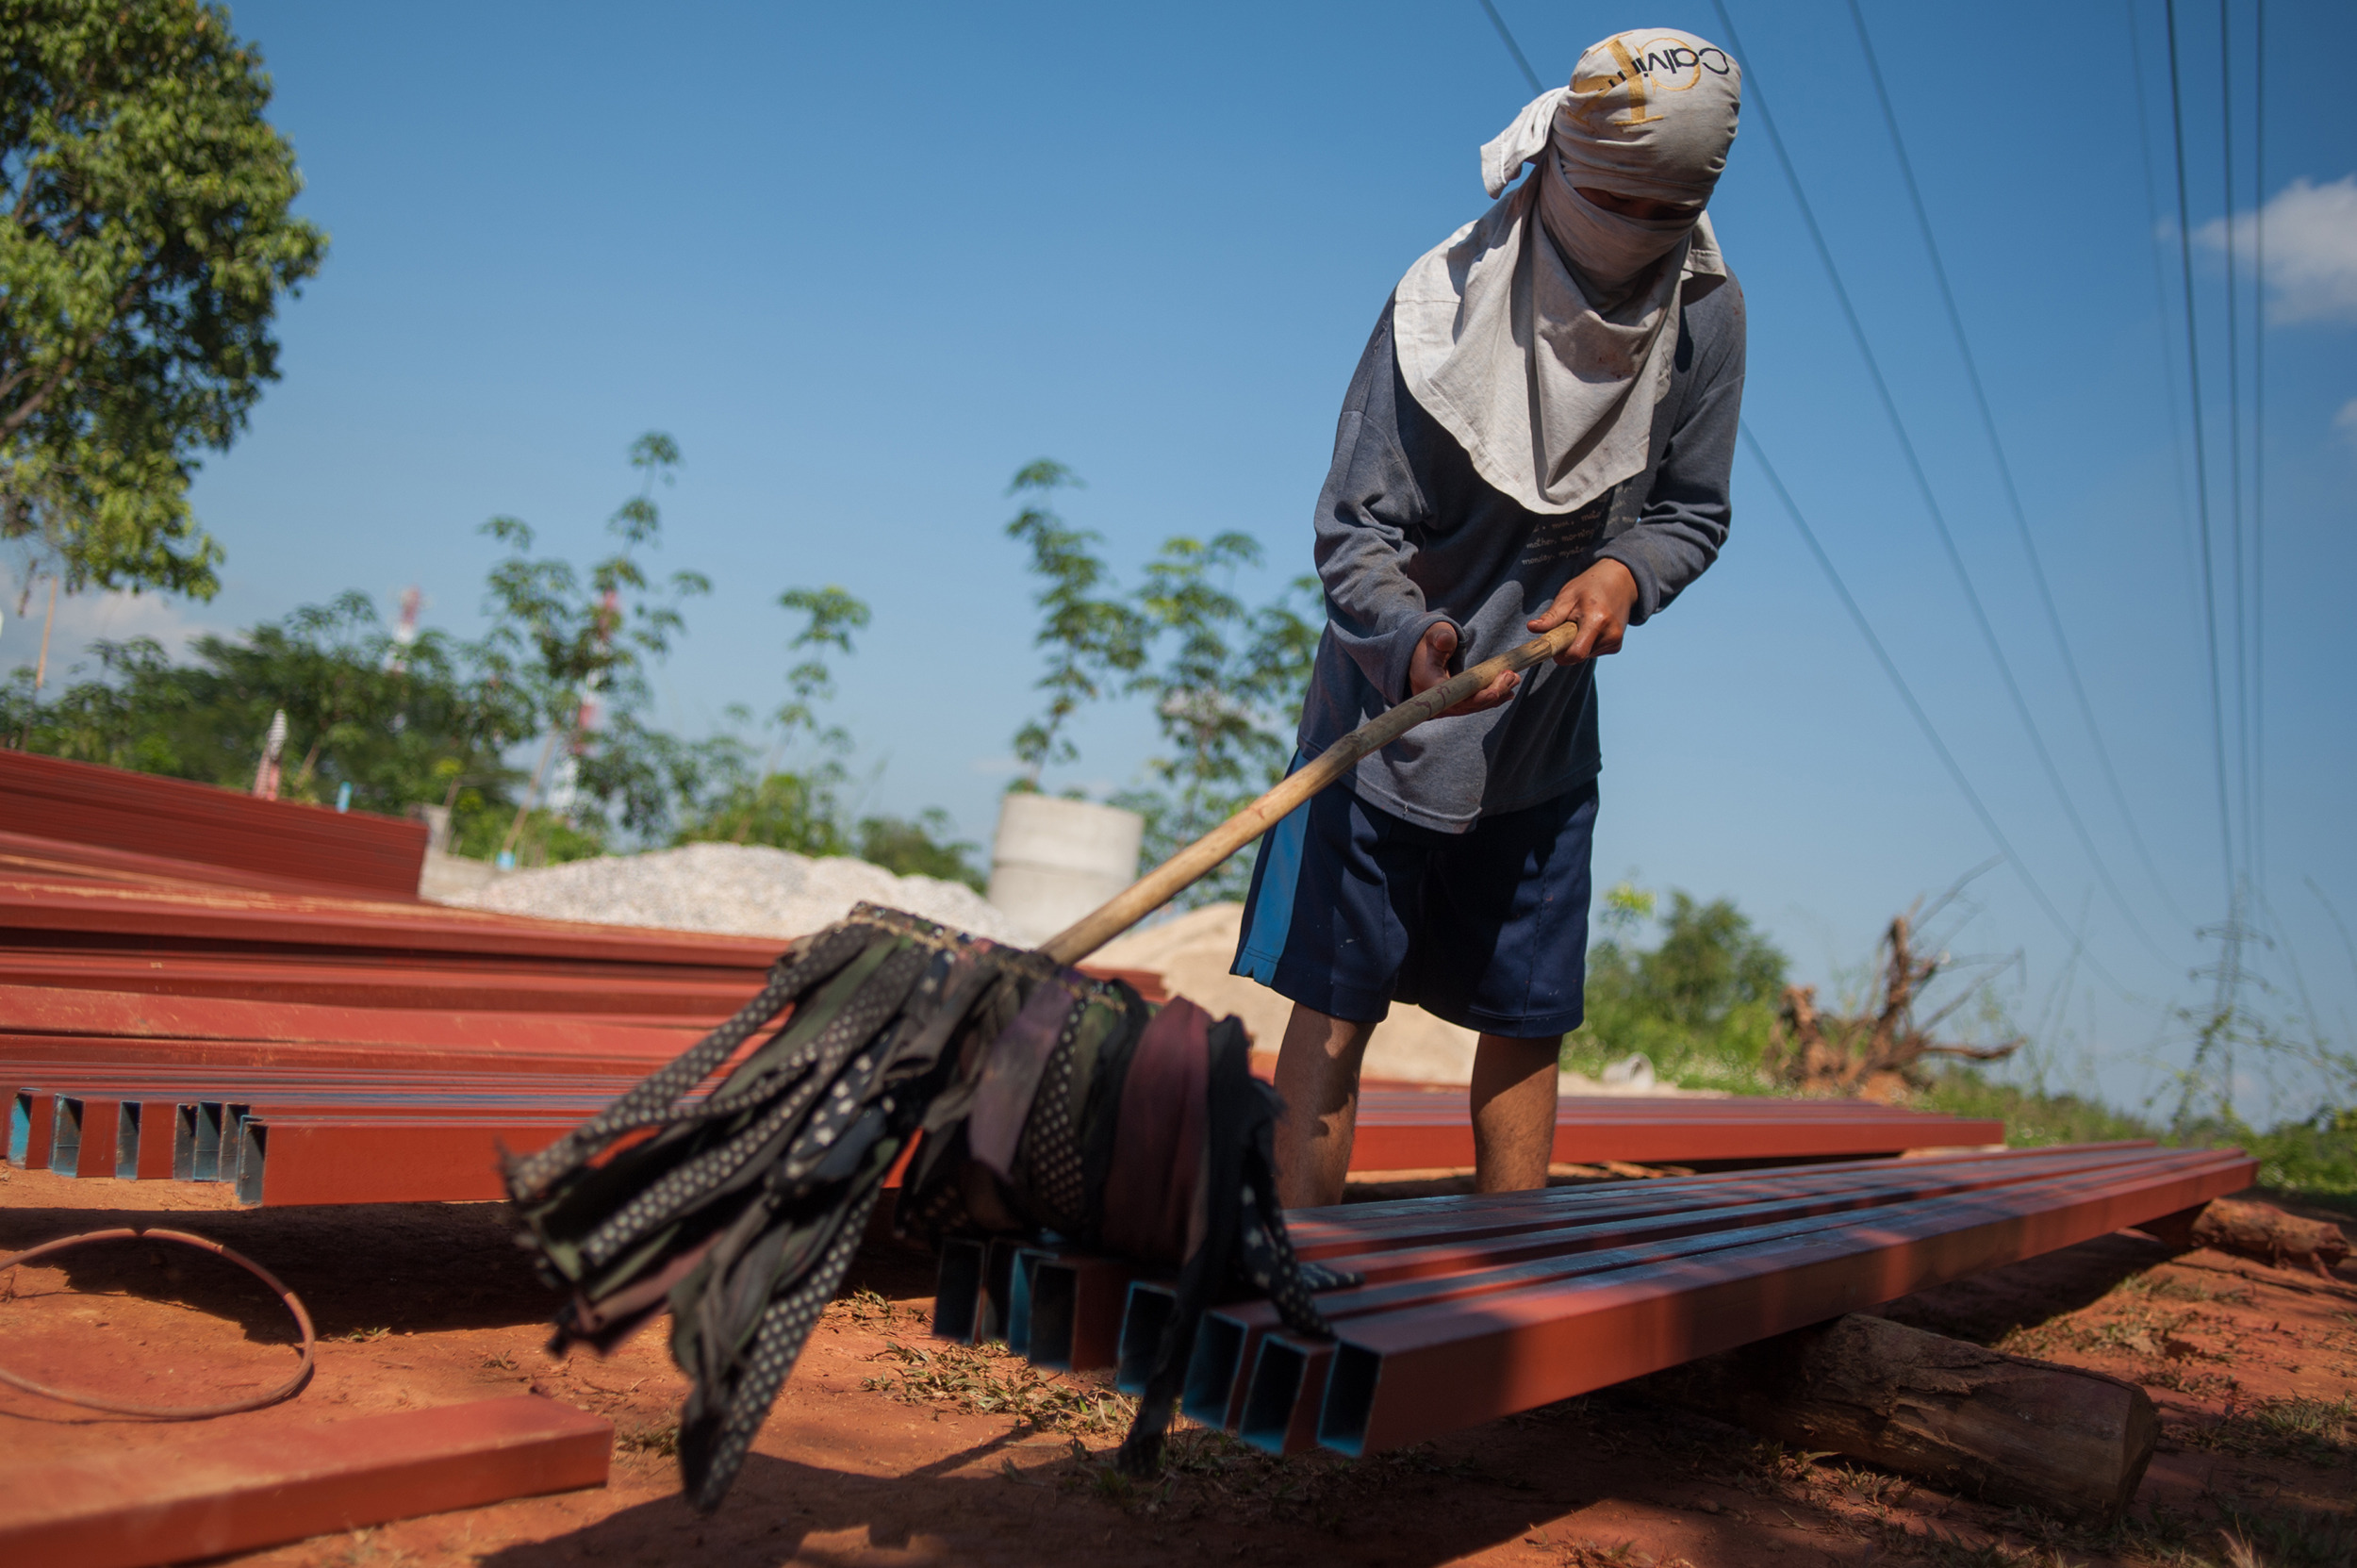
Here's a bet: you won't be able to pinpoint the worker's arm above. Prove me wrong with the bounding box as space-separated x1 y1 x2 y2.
1578 280 1748 639
1316 310 1522 718
1310 313 1469 707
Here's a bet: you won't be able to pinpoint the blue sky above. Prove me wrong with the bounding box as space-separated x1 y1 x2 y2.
7 1 2352 1119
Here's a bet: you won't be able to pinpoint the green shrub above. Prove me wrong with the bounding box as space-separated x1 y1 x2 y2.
1916 1069 2157 1147
1564 889 1788 1093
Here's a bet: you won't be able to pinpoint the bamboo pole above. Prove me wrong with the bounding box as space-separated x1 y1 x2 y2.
1039 619 1580 966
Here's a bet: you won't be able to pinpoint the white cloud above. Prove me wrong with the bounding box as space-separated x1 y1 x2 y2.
2336 398 2357 447
2195 174 2357 324
0 568 218 684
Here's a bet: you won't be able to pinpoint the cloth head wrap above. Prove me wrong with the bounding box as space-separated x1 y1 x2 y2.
1393 29 1740 515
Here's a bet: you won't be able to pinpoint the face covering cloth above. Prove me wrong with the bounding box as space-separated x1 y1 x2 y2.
1393 28 1740 516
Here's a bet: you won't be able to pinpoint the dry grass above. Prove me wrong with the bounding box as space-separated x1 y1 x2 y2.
862 1338 1136 1436
2174 1395 2356 1463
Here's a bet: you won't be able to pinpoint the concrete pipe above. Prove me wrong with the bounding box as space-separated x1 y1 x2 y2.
985 794 1145 945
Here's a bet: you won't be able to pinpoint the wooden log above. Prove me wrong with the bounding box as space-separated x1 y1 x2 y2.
1638 1312 2157 1523
2138 1197 2350 1277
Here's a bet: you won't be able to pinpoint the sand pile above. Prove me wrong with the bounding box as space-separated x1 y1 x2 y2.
445 842 1028 944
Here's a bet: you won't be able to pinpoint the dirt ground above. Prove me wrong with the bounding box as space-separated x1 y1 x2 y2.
3 1162 2351 1568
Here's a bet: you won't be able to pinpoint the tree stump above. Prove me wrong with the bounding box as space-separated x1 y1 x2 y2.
1639 1312 2158 1523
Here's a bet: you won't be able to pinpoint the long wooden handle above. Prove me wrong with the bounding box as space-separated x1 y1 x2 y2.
1038 619 1583 965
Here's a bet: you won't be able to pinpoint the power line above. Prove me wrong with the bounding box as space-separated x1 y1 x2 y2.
2217 0 2252 882
1475 0 1544 94
1463 1 2138 995
1740 428 2126 999
2251 0 2269 885
2164 0 2241 907
1841 0 2191 932
1706 0 2176 972
2121 0 2207 736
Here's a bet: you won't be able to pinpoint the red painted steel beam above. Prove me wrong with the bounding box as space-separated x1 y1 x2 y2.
0 828 417 901
1311 1147 2254 1455
1342 1113 2002 1171
55 1096 124 1180
0 1395 610 1568
0 750 431 901
10 1085 58 1167
1282 1145 2157 1255
1190 1146 2174 1431
0 984 704 1064
233 1115 577 1204
0 949 756 1019
0 878 785 968
229 1111 915 1206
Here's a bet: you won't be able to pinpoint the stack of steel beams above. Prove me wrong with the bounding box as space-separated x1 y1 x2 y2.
2 759 1999 1207
1 747 432 900
937 1142 2253 1455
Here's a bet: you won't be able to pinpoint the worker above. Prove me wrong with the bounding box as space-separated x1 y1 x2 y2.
1234 30 1745 1205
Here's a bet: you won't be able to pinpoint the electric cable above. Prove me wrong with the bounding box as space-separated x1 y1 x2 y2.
1475 0 1543 94
0 1227 317 1418
2251 0 2268 886
1740 428 2126 999
2122 0 2209 766
1706 0 2177 972
2217 0 2252 883
1465 0 2143 993
1843 0 2192 931
2164 0 2243 908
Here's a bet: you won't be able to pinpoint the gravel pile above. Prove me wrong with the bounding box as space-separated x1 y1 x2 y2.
446 842 1028 943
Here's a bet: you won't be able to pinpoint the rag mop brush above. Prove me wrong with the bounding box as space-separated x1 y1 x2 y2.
505 617 1584 1508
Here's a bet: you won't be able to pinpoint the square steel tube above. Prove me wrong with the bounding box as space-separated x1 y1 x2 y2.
10 1088 57 1168
1239 1336 1333 1456
1023 1256 1140 1373
931 1239 987 1343
1185 1145 2172 1430
975 1238 1024 1345
0 1394 610 1568
1314 1149 2254 1456
55 1096 122 1179
1115 1281 1178 1395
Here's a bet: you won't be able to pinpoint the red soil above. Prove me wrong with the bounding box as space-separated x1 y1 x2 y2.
3 1162 2350 1568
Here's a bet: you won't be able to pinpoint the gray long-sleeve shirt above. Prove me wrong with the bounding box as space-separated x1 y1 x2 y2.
1296 273 1746 832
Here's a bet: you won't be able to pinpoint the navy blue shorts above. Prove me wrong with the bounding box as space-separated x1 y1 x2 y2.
1229 767 1597 1038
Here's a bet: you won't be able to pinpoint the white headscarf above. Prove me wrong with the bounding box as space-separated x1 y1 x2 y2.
1393 29 1741 515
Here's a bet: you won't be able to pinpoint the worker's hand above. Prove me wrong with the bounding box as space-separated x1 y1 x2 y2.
1409 619 1520 717
1529 558 1639 665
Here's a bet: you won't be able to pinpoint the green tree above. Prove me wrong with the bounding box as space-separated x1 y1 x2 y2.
1568 888 1790 1087
0 590 526 828
673 586 871 856
476 433 713 856
1118 535 1320 905
774 584 869 753
854 810 985 891
2 0 327 598
1002 460 1147 789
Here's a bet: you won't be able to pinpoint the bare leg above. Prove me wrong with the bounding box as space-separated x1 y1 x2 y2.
1271 1002 1379 1209
1470 1033 1561 1193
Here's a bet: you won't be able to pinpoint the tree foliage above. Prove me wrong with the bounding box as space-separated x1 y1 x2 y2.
668 582 986 888
1119 535 1320 906
1003 460 1147 787
1566 887 1791 1086
476 432 715 852
999 458 1323 905
1 0 327 597
1 589 525 833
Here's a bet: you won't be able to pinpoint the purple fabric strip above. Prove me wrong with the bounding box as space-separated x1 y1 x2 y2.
965 976 1083 1180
